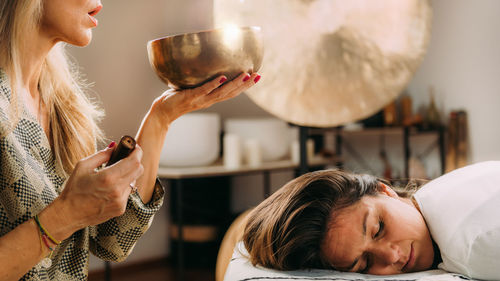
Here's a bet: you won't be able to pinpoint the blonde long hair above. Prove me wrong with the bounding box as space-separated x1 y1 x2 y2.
0 0 104 175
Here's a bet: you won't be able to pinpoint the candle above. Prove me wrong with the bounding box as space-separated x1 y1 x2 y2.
244 139 262 167
223 134 241 169
290 139 314 164
290 140 300 164
307 138 315 160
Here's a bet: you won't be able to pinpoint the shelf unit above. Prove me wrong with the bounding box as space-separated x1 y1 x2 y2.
308 125 446 179
158 155 339 281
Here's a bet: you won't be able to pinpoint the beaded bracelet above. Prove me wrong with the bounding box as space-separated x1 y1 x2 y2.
34 215 61 245
36 228 51 269
34 215 60 268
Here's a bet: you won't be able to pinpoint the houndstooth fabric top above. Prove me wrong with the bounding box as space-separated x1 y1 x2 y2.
0 70 165 280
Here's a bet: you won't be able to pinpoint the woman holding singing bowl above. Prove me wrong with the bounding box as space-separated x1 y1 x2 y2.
0 0 261 280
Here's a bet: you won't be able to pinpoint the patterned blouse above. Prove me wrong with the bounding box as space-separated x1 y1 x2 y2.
0 70 164 280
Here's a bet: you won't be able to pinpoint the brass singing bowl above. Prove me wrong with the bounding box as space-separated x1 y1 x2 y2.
147 26 264 90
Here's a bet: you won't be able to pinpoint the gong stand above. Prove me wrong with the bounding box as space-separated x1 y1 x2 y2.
298 125 309 176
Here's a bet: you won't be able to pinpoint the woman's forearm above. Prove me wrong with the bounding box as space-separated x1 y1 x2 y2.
134 105 169 203
133 73 260 203
0 200 75 280
0 219 44 280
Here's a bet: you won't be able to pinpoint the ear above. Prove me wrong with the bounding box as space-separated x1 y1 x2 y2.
378 182 399 199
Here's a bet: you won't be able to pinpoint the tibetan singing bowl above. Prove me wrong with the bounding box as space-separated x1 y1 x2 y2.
147 26 264 89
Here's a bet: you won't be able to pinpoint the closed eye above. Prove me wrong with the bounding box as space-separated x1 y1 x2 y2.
374 220 384 239
360 220 384 273
360 255 371 274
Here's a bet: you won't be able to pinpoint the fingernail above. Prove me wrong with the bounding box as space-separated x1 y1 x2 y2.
254 75 261 83
108 141 116 148
243 74 251 82
219 77 227 84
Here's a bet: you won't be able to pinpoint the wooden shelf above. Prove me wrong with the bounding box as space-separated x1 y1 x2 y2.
169 224 218 242
157 155 340 179
310 126 443 136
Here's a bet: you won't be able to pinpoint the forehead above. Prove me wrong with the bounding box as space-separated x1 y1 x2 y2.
321 197 375 269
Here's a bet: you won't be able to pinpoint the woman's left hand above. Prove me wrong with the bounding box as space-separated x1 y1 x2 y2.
151 72 261 124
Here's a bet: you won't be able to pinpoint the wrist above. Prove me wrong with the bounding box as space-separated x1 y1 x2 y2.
151 96 178 126
137 101 172 141
38 198 82 241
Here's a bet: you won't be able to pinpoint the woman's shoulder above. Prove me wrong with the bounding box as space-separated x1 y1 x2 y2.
413 161 500 243
413 162 500 279
0 69 12 132
0 68 7 83
416 161 500 197
0 68 11 100
464 225 500 280
414 161 500 211
453 160 500 172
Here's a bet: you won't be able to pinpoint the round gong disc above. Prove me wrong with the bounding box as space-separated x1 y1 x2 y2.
214 0 432 127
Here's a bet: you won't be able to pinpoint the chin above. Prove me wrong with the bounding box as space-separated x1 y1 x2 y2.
418 239 436 270
68 31 93 47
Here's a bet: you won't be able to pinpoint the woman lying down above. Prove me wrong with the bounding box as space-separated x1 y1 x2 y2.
243 161 500 280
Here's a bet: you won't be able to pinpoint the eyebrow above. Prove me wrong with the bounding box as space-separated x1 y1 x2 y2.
362 210 369 236
344 258 358 271
344 210 370 272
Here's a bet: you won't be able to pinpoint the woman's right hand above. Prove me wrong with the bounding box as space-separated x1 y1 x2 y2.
50 143 144 238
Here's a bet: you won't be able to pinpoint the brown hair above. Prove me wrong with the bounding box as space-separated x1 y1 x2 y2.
243 169 410 270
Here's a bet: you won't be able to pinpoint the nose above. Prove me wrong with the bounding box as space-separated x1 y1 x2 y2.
370 242 401 265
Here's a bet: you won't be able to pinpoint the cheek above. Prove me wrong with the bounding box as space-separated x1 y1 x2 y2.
41 5 91 46
43 17 92 46
386 201 428 237
382 200 435 270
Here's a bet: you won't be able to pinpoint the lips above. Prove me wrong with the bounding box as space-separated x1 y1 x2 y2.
402 243 415 272
88 4 102 26
88 5 102 16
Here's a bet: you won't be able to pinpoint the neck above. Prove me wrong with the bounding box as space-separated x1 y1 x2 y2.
16 29 56 137
431 239 442 269
410 197 422 213
18 28 56 96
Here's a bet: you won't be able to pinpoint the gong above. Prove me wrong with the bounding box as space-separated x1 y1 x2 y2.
214 0 432 127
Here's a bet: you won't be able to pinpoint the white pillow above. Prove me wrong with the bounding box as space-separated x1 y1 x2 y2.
413 161 500 280
224 242 470 281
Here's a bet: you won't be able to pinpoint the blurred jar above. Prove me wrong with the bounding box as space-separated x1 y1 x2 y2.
400 95 413 126
383 101 397 126
425 87 441 129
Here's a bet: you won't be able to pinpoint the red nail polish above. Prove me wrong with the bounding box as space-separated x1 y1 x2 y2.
254 75 261 83
219 77 227 84
108 141 116 148
243 74 251 82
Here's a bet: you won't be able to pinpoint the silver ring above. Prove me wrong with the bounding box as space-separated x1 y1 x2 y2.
129 183 138 194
